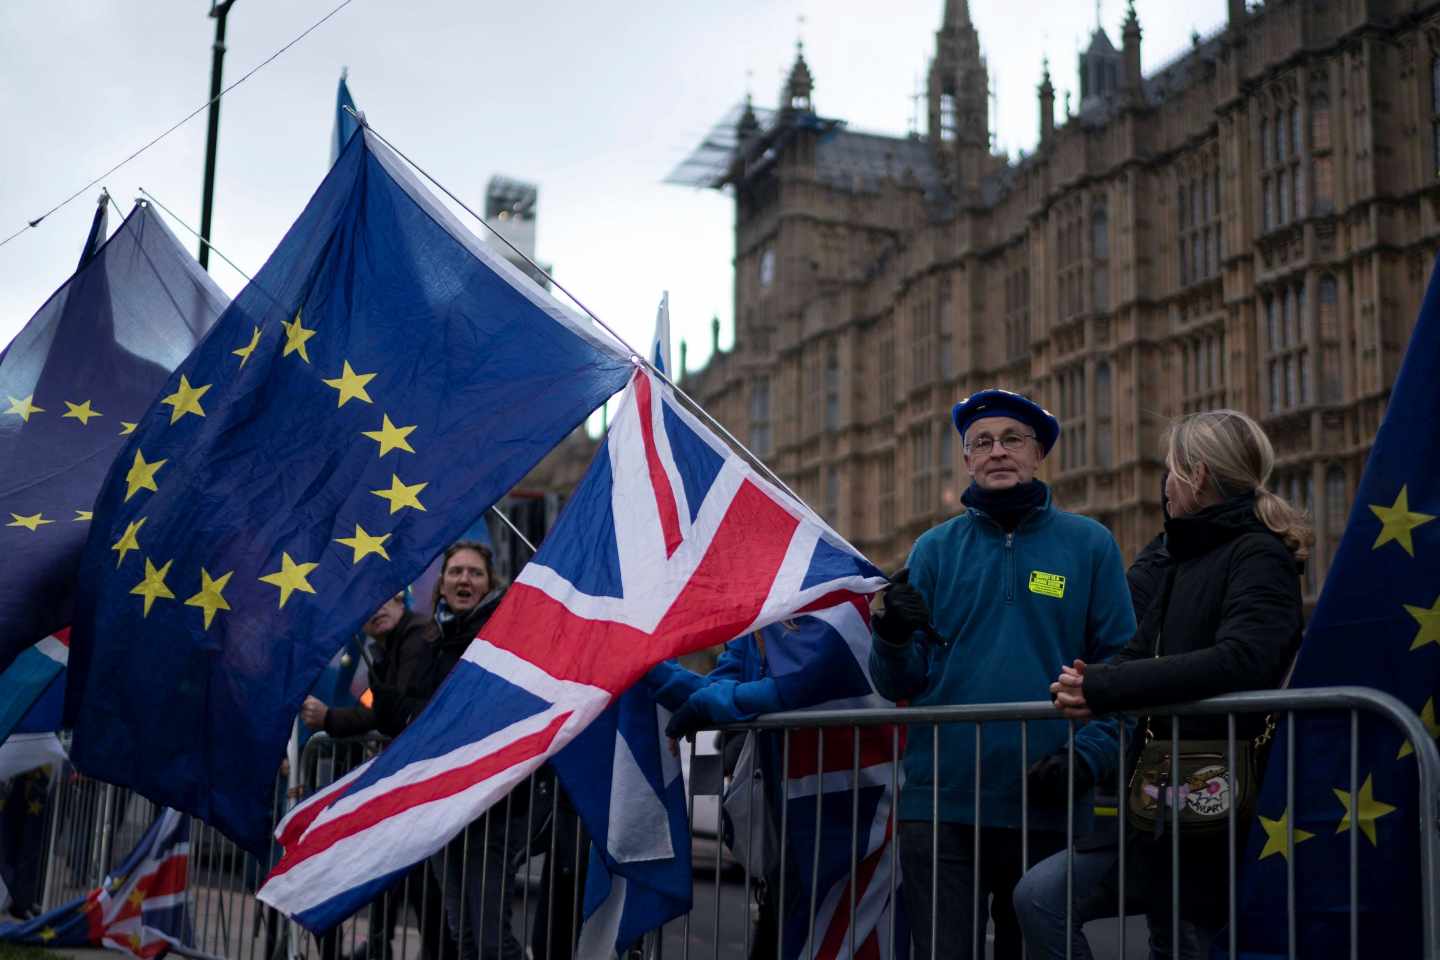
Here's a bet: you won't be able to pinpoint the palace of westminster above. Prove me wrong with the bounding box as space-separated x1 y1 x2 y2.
527 0 1440 602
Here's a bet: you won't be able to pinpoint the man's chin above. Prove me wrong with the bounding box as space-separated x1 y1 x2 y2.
978 473 1020 490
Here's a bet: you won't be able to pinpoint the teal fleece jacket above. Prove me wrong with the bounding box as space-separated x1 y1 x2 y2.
869 490 1136 832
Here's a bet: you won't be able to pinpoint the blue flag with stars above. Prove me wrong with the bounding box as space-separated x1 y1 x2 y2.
0 201 226 675
1235 255 1440 957
67 129 634 854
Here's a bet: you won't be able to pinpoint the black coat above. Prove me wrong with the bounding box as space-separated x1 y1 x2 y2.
1082 495 1304 926
323 610 438 739
1084 495 1303 739
373 589 507 737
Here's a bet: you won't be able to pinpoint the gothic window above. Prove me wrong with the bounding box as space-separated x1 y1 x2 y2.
1318 273 1342 403
1310 91 1334 214
937 279 953 379
1180 330 1226 413
878 335 896 410
1057 366 1088 471
1095 361 1114 468
823 340 840 430
911 296 935 389
1091 202 1110 312
1005 263 1031 362
877 449 896 537
749 377 772 457
1260 99 1305 232
759 246 776 289
1178 155 1222 288
824 465 839 524
1263 278 1311 414
1325 464 1347 573
910 425 934 519
940 92 958 143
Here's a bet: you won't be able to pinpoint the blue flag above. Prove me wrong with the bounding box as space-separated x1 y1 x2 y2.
332 70 360 165
1235 256 1440 956
0 202 226 675
66 129 633 855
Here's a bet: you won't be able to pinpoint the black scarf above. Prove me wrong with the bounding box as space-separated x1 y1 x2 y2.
961 479 1048 531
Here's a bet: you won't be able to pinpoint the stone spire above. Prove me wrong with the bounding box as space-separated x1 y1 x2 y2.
1038 57 1055 143
1122 0 1143 97
781 41 814 114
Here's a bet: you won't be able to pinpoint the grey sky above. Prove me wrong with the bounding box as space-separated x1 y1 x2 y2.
1 0 1226 383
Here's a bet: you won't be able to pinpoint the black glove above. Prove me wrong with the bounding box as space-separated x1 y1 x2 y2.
874 567 933 647
1027 752 1095 807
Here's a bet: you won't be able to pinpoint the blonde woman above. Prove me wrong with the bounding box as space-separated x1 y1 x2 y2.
1015 409 1311 959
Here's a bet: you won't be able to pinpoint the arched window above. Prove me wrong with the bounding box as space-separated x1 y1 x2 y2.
1326 464 1347 537
1096 361 1113 468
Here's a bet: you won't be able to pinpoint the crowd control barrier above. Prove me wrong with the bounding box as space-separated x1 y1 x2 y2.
22 686 1440 960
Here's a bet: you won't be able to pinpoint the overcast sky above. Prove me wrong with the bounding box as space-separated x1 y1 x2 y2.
0 0 1227 391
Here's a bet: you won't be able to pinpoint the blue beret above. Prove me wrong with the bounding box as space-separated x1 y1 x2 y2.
951 388 1060 456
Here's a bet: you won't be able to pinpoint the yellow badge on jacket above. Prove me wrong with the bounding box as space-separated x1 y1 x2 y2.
1028 570 1066 599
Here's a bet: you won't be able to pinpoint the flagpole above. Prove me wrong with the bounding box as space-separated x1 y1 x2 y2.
198 0 237 270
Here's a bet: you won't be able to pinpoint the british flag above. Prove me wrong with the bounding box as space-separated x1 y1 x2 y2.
749 602 908 960
258 366 887 930
0 808 194 959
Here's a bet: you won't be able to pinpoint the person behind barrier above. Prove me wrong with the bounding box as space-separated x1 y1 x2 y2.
1017 408 1309 959
384 541 584 960
868 388 1136 960
299 591 449 960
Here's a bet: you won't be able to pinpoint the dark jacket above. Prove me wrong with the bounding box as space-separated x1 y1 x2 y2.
374 589 507 737
1082 494 1304 926
322 610 438 739
1084 494 1303 739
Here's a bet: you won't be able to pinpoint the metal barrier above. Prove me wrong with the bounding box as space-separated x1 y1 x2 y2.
22 686 1440 960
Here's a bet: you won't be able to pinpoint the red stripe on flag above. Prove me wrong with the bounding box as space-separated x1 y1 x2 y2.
635 373 684 557
277 770 358 851
786 726 898 780
269 712 569 877
485 478 800 694
815 846 885 960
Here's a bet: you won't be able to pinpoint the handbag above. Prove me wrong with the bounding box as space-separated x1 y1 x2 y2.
1123 566 1278 836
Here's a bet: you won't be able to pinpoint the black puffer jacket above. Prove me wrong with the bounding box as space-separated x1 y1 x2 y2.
324 609 438 738
1084 494 1303 740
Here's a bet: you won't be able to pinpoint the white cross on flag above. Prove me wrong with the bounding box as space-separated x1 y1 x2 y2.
258 366 887 929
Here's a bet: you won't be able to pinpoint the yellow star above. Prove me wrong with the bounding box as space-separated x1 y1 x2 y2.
38 927 57 943
322 360 377 407
281 309 317 363
335 524 391 564
129 932 142 950
1257 808 1316 861
371 474 428 514
111 517 146 567
160 374 211 424
1333 774 1398 846
127 887 145 908
258 552 319 609
1370 485 1435 557
62 399 102 425
1400 698 1440 758
233 325 262 367
74 510 92 522
184 567 234 629
362 414 417 457
1405 593 1440 651
124 449 167 502
119 421 137 436
5 394 43 421
7 512 53 531
27 800 42 815
130 557 175 617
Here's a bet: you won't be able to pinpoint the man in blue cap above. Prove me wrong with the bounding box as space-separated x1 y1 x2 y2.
868 388 1135 960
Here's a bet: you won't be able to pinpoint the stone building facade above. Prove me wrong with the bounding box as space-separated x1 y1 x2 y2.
532 0 1440 602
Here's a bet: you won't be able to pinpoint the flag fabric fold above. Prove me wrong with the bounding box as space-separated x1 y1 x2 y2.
0 630 68 743
0 202 226 674
67 128 635 855
257 365 887 930
1235 254 1440 957
0 807 195 960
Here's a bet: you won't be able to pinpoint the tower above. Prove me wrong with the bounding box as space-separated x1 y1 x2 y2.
1121 1 1143 100
927 0 990 198
1038 58 1056 144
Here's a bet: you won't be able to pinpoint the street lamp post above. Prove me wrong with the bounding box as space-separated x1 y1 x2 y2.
198 0 236 270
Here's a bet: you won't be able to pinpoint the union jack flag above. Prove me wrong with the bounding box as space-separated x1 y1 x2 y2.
0 808 194 959
749 602 908 960
258 366 887 930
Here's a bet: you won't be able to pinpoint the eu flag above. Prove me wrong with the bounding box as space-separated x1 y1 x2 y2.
0 201 226 674
1235 256 1440 956
67 129 633 854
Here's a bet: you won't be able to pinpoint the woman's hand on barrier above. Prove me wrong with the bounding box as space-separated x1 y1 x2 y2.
1050 659 1092 720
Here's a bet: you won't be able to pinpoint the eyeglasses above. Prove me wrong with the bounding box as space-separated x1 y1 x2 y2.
964 433 1036 455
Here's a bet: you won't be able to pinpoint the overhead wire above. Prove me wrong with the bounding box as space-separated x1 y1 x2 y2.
0 0 357 253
